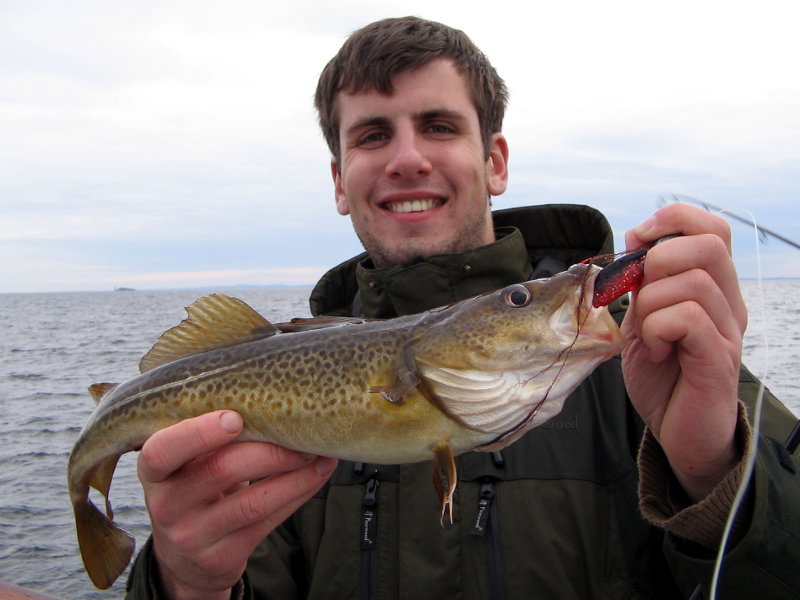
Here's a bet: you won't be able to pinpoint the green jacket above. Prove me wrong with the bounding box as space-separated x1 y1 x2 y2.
127 204 800 599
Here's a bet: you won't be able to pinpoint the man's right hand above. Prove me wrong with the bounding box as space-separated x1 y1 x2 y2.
137 410 337 600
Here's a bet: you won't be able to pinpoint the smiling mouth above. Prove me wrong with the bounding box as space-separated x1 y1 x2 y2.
385 198 444 214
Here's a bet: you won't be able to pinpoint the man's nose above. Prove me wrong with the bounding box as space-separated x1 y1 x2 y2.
385 131 433 179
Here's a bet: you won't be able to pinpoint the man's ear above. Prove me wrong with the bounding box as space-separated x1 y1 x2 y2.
331 160 350 215
486 133 509 196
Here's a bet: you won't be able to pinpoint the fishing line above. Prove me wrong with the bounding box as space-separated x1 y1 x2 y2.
695 207 768 600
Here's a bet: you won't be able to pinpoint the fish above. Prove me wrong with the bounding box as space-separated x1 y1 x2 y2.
68 262 626 589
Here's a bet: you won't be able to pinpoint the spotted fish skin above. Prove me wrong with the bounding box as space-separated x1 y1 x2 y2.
68 263 624 589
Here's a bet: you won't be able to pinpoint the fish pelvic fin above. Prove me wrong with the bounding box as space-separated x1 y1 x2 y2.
139 292 279 373
88 382 118 404
432 442 457 526
73 495 135 589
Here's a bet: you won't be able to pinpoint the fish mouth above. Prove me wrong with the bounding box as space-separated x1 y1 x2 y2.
574 266 625 351
550 264 625 354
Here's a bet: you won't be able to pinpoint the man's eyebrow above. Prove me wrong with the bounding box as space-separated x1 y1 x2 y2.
416 108 468 122
344 116 391 137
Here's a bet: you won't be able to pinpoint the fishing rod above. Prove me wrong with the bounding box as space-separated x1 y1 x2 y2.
659 194 800 252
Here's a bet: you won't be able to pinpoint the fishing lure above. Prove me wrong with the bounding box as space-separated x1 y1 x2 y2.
591 235 681 308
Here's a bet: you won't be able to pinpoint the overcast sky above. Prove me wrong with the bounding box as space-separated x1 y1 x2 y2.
2 0 798 293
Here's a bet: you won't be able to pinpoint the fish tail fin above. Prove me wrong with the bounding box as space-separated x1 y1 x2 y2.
72 454 133 589
74 497 135 589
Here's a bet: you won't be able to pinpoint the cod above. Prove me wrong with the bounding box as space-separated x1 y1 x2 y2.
68 263 624 589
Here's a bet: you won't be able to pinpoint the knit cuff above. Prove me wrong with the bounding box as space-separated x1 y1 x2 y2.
638 402 753 549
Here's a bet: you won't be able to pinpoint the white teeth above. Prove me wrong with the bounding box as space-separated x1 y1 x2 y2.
388 199 440 213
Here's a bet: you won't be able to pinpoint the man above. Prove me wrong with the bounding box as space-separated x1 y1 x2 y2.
127 17 800 599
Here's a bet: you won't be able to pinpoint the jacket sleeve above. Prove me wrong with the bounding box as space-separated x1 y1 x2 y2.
664 433 800 598
124 537 246 600
638 366 800 597
124 538 160 600
241 504 310 600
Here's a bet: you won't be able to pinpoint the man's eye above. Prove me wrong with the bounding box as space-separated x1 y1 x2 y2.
358 132 389 146
428 124 454 135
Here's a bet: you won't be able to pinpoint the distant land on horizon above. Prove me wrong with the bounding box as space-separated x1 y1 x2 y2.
115 283 316 292
3 278 799 296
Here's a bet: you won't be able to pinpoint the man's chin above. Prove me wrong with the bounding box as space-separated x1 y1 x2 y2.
363 241 442 269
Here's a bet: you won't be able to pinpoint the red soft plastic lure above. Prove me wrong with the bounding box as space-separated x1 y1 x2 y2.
591 235 680 308
591 249 647 307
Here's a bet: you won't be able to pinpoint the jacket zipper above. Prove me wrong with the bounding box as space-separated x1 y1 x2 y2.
361 474 379 600
471 455 507 600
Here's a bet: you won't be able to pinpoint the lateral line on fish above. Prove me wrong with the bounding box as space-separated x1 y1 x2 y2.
114 361 256 405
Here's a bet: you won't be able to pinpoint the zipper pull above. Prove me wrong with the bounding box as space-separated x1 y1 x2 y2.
361 477 379 550
471 480 496 536
491 451 505 468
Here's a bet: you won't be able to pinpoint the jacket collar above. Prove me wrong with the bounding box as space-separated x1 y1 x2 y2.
309 204 614 318
354 227 531 318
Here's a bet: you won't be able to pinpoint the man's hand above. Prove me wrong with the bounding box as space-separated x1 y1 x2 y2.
138 410 337 600
621 203 748 502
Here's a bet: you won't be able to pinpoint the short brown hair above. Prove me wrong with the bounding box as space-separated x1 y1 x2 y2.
315 16 508 164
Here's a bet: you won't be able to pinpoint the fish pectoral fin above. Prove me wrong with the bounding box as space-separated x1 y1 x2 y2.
139 293 279 373
432 442 457 526
416 359 547 436
369 368 420 404
74 497 135 589
88 383 118 404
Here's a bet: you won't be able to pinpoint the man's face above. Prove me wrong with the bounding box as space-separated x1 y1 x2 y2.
332 58 509 268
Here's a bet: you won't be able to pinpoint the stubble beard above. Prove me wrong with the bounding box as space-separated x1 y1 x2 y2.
357 204 493 268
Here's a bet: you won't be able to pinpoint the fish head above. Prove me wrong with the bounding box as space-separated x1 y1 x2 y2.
419 262 623 366
414 263 625 448
503 262 625 363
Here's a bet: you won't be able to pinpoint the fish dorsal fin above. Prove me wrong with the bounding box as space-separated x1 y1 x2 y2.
88 383 118 403
139 293 279 373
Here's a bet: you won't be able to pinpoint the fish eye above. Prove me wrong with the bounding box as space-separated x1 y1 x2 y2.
504 285 531 307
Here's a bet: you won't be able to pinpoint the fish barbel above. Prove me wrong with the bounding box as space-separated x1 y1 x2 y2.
68 263 624 589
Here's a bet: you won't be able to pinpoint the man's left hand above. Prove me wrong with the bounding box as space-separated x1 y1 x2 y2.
621 203 748 502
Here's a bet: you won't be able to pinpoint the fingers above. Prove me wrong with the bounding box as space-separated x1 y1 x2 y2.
139 411 337 522
182 456 338 554
638 298 740 377
155 455 337 576
632 238 747 348
145 440 327 524
138 411 244 484
138 411 339 596
626 202 733 252
151 452 336 598
624 205 748 341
